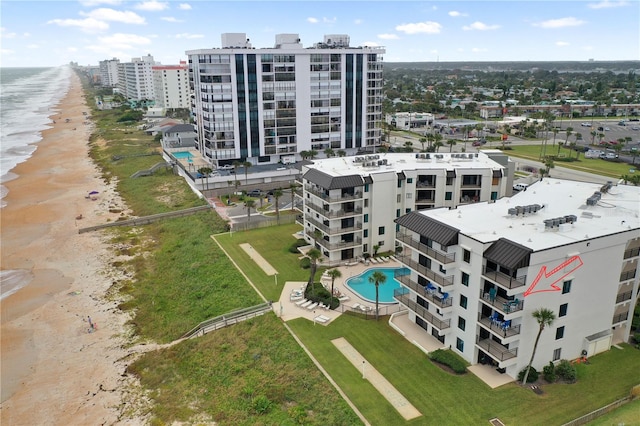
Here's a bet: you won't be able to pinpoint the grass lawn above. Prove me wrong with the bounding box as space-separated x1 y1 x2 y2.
503 145 637 178
288 316 640 425
587 398 640 425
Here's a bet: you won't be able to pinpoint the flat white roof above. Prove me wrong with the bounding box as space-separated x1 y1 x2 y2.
421 178 640 251
306 152 504 177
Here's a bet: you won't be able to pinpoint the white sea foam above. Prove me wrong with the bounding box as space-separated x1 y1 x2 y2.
0 66 71 207
0 269 34 300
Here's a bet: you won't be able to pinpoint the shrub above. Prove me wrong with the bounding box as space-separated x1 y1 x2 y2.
543 361 557 383
518 366 539 383
289 238 308 253
429 349 467 374
299 257 311 269
555 359 577 383
252 395 273 414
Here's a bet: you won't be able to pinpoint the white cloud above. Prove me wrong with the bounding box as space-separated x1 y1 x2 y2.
1 27 17 39
362 41 380 47
134 1 169 11
588 0 629 9
556 41 570 46
533 17 586 29
323 17 337 24
471 47 488 53
395 21 442 34
462 21 500 31
448 11 468 17
175 33 204 39
161 17 183 23
1 48 15 55
80 8 146 24
27 44 39 49
378 33 399 40
48 17 110 33
307 17 318 23
98 33 152 50
178 3 192 10
354 19 363 25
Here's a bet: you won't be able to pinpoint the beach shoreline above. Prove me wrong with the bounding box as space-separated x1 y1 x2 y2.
0 72 139 424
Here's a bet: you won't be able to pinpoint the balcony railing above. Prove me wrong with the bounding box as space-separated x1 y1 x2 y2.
482 267 527 289
305 215 362 235
479 289 524 315
306 201 363 218
619 270 636 282
396 254 454 287
396 232 456 264
478 314 521 339
395 273 453 309
394 290 451 330
307 231 362 251
616 291 633 304
476 338 518 361
305 185 363 202
612 312 629 324
623 247 639 259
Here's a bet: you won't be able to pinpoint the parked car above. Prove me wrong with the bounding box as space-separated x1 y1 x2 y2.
513 183 528 192
218 164 234 170
247 189 263 197
600 152 619 160
618 121 626 126
581 122 591 127
585 150 603 158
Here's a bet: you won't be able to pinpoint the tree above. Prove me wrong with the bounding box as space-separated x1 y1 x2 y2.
308 149 318 159
447 139 457 152
368 270 387 320
244 199 256 222
522 308 556 385
306 248 322 290
543 156 555 177
243 161 252 184
327 268 342 302
433 141 444 152
419 137 427 151
372 244 380 256
324 147 335 158
564 127 573 154
273 188 283 224
197 167 212 190
288 182 299 210
337 149 347 157
233 160 241 187
227 180 234 205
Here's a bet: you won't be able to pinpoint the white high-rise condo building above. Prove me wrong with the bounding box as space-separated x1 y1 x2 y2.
117 54 157 103
99 58 120 88
393 178 639 379
153 61 191 109
186 33 385 167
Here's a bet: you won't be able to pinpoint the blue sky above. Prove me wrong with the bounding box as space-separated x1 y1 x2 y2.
1 0 638 67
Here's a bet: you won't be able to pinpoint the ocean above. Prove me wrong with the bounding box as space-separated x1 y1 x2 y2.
0 66 72 208
1 66 71 300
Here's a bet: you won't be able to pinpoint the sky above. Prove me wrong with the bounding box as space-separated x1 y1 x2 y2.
1 0 639 67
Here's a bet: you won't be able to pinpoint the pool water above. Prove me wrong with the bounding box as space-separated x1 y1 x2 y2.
172 151 193 159
345 267 409 304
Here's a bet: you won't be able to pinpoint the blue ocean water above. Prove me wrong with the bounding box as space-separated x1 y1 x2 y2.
0 66 72 207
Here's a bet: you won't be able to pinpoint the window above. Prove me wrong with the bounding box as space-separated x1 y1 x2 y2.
364 214 369 223
405 208 411 213
364 199 369 208
463 249 471 263
364 184 369 192
553 348 562 361
460 294 468 309
397 194 401 203
396 209 401 218
439 264 447 274
559 303 568 317
363 244 368 253
458 317 466 331
456 338 464 352
562 280 572 294
491 191 498 201
406 193 412 199
445 192 453 201
555 326 565 340
397 180 402 188
378 226 385 235
461 272 470 287
407 178 413 184
378 241 384 247
363 229 368 238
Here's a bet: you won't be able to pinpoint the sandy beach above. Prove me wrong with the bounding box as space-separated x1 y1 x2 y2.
1 73 137 424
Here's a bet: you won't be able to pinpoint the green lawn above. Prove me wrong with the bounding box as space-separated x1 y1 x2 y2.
587 398 640 425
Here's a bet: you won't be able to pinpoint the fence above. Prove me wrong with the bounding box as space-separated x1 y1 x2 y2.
560 394 635 426
230 215 296 232
78 205 212 234
333 302 405 319
181 302 273 339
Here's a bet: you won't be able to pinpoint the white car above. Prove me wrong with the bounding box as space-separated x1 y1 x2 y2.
218 164 234 170
581 122 591 127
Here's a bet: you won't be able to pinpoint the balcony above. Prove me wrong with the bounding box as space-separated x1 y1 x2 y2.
394 290 451 330
397 254 454 287
396 232 456 264
305 215 362 235
482 267 527 290
395 273 453 309
623 247 639 259
305 185 363 202
478 314 521 339
476 338 517 362
479 289 524 315
612 312 629 324
308 232 362 251
306 201 363 218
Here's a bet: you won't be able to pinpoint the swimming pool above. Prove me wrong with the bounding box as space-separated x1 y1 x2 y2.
345 267 410 304
172 151 193 159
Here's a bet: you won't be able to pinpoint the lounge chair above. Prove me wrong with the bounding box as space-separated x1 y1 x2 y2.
301 300 313 308
314 315 331 324
290 295 304 301
352 303 361 310
369 258 378 264
306 302 319 310
295 298 308 306
382 257 390 262
389 255 398 262
338 295 350 302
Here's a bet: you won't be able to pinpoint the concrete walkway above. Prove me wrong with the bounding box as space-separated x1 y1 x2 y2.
332 337 422 421
240 243 277 275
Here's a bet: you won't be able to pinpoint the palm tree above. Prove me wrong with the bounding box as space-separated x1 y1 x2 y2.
447 139 457 152
564 126 573 153
244 199 256 221
243 161 251 184
226 180 234 205
197 167 212 190
522 308 556 385
233 160 241 187
337 149 347 157
433 141 444 152
308 149 318 159
368 270 387 320
273 188 283 224
543 156 555 177
288 182 299 210
324 147 335 158
327 268 342 303
306 248 322 290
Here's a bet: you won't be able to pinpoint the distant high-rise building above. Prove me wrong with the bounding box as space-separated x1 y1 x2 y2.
153 61 190 109
117 54 156 103
99 58 120 88
186 33 385 166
